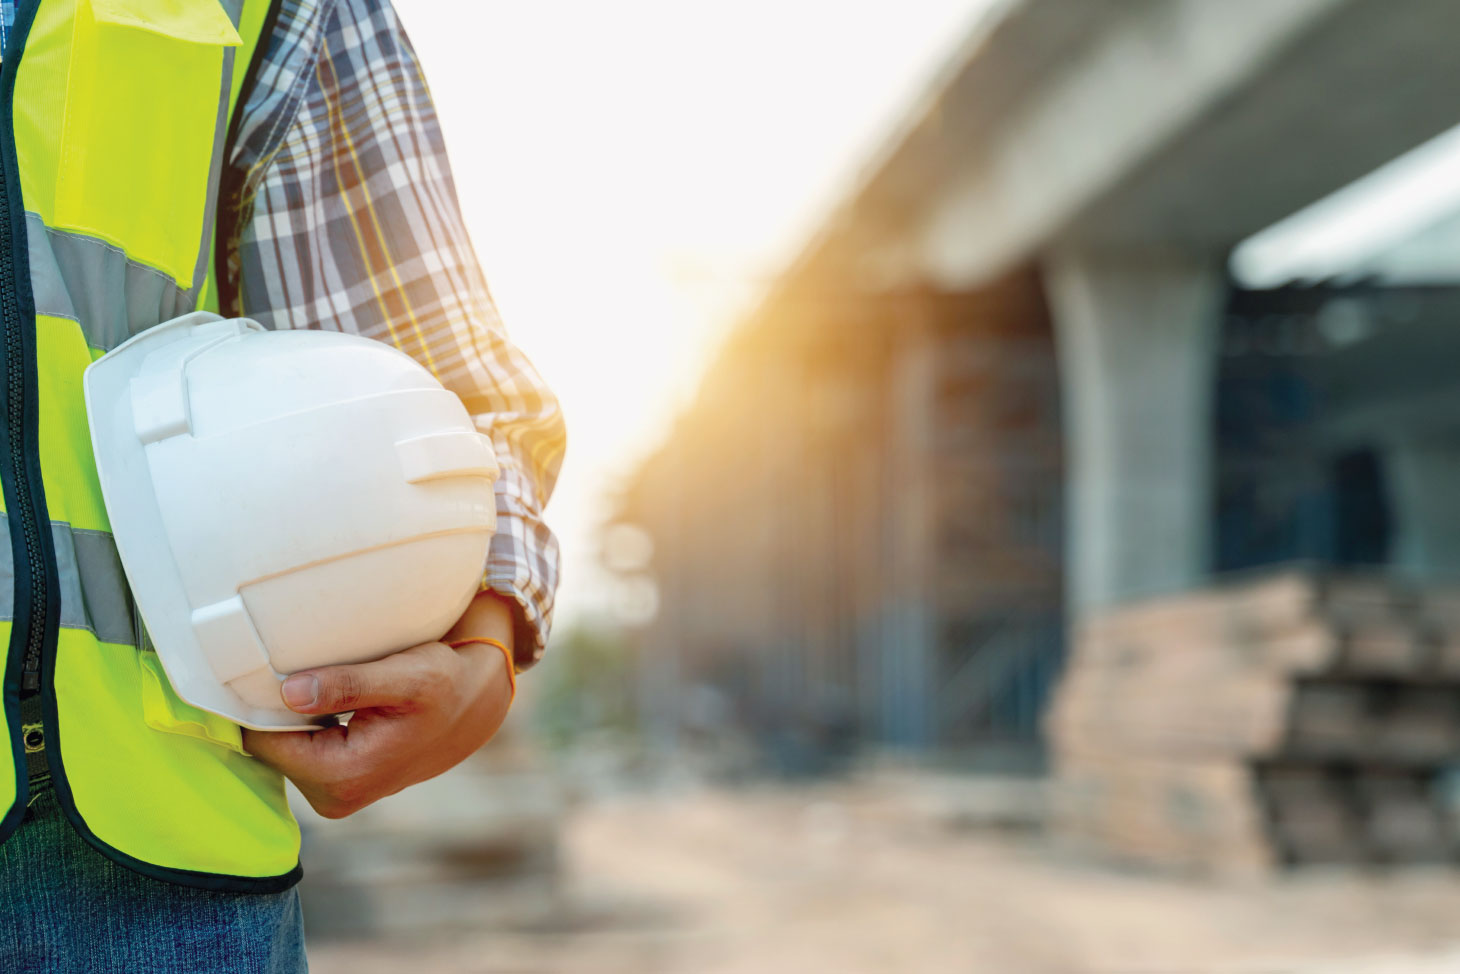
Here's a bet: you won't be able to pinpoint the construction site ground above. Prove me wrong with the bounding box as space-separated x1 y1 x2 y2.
309 777 1460 974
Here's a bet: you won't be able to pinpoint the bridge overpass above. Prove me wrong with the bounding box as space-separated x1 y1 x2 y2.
613 0 1460 754
781 0 1460 618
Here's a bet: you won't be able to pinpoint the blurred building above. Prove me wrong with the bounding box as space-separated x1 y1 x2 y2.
615 272 1064 761
611 0 1460 771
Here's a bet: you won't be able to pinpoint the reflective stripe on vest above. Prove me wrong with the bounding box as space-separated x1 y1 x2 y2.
29 214 197 350
19 521 133 646
0 0 299 891
0 518 135 646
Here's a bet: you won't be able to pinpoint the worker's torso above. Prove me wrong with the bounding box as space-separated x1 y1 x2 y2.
0 0 301 892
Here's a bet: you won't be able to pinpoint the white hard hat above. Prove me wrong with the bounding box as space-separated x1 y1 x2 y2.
84 312 499 731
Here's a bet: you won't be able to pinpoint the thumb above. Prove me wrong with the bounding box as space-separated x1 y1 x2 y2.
280 648 433 715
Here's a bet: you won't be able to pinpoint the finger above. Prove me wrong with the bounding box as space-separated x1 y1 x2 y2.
279 642 454 715
244 717 422 818
243 724 350 775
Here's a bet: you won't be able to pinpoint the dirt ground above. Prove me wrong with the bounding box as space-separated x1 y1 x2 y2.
308 781 1460 974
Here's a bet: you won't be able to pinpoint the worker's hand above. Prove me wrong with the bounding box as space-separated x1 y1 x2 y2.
242 590 517 819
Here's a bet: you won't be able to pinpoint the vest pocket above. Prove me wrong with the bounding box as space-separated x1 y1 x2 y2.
53 0 240 287
138 651 249 756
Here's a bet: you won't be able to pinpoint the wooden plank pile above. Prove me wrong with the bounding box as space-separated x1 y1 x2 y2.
1047 570 1460 874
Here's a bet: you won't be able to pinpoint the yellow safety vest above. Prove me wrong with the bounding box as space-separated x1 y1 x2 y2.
0 0 299 891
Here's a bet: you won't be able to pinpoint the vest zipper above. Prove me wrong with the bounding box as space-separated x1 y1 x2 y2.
0 0 56 779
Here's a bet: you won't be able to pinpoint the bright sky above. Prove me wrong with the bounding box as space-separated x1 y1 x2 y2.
1231 120 1460 287
396 0 994 622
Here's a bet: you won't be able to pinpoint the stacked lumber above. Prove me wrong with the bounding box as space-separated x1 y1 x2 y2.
1047 570 1460 874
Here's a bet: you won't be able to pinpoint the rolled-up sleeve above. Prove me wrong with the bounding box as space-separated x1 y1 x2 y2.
223 0 565 665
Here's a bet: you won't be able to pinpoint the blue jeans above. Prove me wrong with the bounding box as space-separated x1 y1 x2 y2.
0 782 307 973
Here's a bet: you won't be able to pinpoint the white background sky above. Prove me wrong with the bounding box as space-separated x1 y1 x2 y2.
396 0 995 623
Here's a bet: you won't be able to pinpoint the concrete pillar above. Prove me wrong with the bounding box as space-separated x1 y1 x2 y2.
1045 249 1224 617
1385 439 1460 581
881 303 937 748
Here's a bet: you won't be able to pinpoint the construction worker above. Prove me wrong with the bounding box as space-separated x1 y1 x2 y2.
0 0 563 971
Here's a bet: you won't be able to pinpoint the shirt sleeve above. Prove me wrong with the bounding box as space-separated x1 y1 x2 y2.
223 0 565 666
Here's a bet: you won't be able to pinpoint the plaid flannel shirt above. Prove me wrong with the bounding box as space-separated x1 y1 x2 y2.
218 0 564 666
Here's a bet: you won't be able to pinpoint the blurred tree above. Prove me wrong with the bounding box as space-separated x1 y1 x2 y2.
531 625 639 751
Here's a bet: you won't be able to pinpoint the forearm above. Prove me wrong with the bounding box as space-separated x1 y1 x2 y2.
445 590 519 701
446 589 517 649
